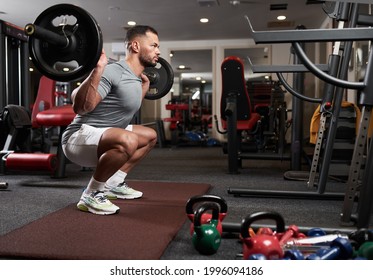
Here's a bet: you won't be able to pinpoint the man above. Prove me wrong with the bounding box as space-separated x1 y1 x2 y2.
62 25 160 215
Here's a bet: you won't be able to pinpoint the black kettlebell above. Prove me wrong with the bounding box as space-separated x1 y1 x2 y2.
192 202 221 255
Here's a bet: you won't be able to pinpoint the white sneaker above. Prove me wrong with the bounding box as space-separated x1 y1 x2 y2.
104 181 143 200
77 190 120 215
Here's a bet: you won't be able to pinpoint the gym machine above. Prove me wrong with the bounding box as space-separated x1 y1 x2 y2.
226 2 373 228
216 56 291 174
0 20 30 189
0 20 30 110
231 2 353 198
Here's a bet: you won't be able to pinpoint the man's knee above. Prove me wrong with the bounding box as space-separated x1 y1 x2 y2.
118 133 139 155
135 126 157 144
148 128 157 142
145 128 157 148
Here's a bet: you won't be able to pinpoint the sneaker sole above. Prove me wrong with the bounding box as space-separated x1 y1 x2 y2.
77 203 120 215
105 192 142 200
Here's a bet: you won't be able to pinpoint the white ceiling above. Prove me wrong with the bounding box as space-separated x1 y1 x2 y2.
1 0 336 43
1 0 371 85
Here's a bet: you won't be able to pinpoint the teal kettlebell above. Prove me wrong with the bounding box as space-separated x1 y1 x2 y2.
192 202 221 255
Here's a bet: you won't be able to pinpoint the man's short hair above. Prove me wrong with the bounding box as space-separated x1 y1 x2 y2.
125 25 158 50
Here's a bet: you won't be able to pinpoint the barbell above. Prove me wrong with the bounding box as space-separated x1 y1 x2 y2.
25 3 173 100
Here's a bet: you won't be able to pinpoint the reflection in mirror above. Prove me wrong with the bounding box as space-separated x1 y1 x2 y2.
169 49 213 139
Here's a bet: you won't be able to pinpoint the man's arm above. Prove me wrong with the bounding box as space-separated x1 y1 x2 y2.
71 50 108 115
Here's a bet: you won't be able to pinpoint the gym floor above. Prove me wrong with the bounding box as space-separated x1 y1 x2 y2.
1 144 369 259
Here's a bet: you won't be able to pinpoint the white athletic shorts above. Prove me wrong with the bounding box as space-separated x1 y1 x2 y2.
62 124 133 167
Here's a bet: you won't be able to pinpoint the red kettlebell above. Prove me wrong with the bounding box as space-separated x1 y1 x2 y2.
186 195 228 235
240 211 286 260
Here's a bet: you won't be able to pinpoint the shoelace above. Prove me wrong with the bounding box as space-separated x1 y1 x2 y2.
92 191 109 203
117 181 130 190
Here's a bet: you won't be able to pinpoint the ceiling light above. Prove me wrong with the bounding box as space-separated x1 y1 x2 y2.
178 65 191 70
127 21 136 26
196 77 202 80
200 18 209 23
277 15 286 21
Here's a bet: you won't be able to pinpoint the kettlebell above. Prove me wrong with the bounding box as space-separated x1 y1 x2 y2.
186 195 228 235
240 211 285 260
192 202 221 255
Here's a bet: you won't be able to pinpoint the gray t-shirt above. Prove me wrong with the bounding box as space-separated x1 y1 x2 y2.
61 60 142 145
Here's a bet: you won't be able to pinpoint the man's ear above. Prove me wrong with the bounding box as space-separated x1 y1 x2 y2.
131 40 140 53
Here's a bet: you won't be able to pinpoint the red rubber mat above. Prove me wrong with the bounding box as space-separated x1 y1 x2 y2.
0 181 211 259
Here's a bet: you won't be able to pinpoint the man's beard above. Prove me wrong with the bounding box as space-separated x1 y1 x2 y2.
140 53 157 68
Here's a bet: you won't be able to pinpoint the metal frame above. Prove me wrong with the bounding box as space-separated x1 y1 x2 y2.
228 2 373 228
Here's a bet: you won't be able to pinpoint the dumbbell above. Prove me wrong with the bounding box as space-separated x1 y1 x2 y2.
248 254 267 260
307 227 327 237
249 250 305 260
278 224 306 246
306 237 353 260
282 249 305 260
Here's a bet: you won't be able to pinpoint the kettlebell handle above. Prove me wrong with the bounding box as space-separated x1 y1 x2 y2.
186 195 228 215
194 202 220 228
240 211 286 239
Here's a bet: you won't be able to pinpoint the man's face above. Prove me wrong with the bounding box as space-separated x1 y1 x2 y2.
138 32 161 67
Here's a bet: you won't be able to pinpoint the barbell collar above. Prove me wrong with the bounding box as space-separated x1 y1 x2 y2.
25 23 69 48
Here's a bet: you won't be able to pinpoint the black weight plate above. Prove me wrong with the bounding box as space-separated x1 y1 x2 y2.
28 4 102 81
144 69 160 84
145 57 174 100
